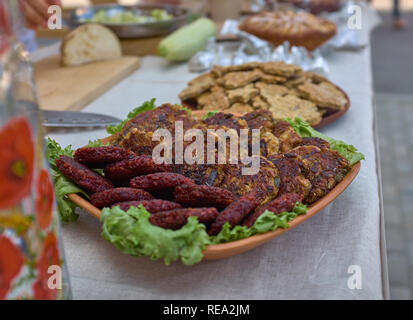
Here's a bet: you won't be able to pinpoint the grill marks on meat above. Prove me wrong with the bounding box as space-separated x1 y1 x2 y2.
112 199 182 213
90 187 154 209
243 193 303 227
149 207 219 230
56 155 113 193
209 191 262 235
285 145 350 203
174 184 234 210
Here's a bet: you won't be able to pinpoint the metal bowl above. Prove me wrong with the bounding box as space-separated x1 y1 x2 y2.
66 4 190 39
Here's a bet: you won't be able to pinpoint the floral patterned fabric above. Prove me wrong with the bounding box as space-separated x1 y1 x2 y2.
0 116 63 300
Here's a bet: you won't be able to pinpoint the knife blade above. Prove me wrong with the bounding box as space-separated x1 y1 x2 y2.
42 110 122 128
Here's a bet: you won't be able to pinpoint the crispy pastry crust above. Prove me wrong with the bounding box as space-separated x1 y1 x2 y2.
238 11 337 51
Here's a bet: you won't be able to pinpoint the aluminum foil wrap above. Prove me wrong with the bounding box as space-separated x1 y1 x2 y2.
188 1 365 73
188 19 329 74
321 0 367 51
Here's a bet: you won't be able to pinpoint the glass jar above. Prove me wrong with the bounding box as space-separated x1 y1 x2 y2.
0 0 71 300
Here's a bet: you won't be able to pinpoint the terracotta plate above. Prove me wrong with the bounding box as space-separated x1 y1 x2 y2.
68 130 361 260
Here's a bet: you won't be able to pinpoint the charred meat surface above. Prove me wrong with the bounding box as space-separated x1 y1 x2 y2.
285 145 350 203
268 154 311 197
299 137 330 149
202 112 249 133
56 155 113 193
241 109 275 133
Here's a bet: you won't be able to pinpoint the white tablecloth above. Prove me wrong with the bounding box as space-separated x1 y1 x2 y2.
34 5 388 300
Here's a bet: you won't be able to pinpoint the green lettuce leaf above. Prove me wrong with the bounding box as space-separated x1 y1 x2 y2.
46 138 91 222
178 104 192 116
100 203 307 265
86 139 109 148
286 117 365 166
202 110 218 120
101 205 211 266
106 98 156 135
210 203 308 244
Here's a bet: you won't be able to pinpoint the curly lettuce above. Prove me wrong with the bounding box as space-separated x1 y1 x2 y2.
211 203 307 244
106 98 156 135
101 205 210 266
46 138 106 222
286 117 364 165
100 203 307 265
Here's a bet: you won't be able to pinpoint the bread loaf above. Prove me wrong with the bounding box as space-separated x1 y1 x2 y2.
61 23 122 66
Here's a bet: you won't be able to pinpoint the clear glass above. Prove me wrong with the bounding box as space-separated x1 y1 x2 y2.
0 0 71 300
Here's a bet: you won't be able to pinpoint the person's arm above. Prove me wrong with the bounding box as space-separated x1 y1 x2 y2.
19 0 62 29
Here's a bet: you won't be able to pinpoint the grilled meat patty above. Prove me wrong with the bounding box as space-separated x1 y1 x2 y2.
284 145 350 203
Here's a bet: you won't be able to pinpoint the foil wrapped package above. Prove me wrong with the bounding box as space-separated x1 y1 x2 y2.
188 20 329 74
321 0 367 51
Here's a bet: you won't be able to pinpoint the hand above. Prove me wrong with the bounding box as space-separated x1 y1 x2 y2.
19 0 62 30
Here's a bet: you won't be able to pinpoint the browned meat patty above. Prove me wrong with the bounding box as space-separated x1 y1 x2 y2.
56 155 113 193
149 207 219 230
218 156 279 204
90 187 153 208
241 109 275 133
285 145 350 203
172 163 225 187
111 199 182 213
104 155 172 183
243 193 304 227
114 104 196 156
267 154 311 197
299 137 330 149
130 172 195 192
272 121 302 152
74 146 135 166
202 112 249 133
208 191 262 235
174 184 235 210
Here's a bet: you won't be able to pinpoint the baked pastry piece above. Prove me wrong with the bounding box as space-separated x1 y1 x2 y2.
179 61 349 127
238 11 337 51
283 0 341 14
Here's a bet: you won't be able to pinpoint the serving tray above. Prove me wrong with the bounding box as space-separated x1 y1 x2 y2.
68 131 360 260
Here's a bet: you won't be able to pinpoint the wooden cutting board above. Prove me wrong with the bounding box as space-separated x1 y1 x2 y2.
34 55 140 111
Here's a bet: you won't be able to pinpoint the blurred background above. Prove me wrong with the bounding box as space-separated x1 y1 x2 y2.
371 0 413 300
32 0 413 299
